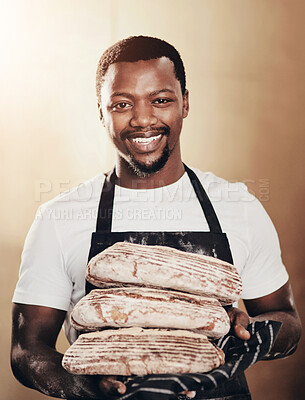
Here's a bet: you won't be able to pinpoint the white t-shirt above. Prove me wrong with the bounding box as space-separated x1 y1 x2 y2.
13 167 288 343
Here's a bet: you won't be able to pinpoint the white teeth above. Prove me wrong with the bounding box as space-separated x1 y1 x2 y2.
132 134 161 144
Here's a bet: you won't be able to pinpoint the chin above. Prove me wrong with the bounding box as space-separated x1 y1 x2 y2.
127 144 170 178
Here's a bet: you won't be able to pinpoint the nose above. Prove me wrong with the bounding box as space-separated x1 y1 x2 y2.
130 102 158 128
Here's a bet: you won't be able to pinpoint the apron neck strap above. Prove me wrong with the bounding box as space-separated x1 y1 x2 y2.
183 164 223 233
95 168 117 232
96 165 223 234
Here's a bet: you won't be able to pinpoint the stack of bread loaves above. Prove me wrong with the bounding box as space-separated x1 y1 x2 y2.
62 242 242 376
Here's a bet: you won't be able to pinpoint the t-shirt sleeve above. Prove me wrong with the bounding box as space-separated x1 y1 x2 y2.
12 206 73 310
240 195 289 299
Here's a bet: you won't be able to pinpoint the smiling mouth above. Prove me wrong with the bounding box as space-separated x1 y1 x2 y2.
125 132 166 154
131 134 162 145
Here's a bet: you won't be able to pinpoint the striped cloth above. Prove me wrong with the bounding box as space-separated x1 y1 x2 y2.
116 320 282 400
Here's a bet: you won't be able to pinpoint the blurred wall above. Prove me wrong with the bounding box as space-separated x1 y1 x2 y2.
1 1 304 399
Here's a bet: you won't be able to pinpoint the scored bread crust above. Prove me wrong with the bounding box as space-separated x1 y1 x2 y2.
62 327 225 375
86 242 242 305
71 287 230 338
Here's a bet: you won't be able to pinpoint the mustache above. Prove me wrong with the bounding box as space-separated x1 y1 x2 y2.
121 126 170 140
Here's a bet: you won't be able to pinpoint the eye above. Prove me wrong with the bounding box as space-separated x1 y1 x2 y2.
152 98 173 106
111 102 132 112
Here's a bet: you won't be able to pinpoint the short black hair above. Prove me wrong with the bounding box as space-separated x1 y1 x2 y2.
96 35 186 105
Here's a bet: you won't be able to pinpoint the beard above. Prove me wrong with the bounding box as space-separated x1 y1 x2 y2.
127 142 171 178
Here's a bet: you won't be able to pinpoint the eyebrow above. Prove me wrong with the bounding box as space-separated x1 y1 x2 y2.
149 89 175 96
110 92 134 99
110 88 176 99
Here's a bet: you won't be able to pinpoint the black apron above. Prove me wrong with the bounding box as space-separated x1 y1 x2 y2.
85 165 251 400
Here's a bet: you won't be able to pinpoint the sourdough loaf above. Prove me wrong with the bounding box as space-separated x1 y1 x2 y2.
71 287 230 338
62 327 225 375
86 242 242 305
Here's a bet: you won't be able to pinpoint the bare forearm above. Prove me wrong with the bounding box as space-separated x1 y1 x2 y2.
11 344 102 399
251 310 302 359
11 304 127 399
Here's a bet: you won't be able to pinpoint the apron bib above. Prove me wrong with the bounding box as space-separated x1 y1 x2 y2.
86 165 251 400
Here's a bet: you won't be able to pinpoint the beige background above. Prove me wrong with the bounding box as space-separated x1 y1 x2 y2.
1 0 304 399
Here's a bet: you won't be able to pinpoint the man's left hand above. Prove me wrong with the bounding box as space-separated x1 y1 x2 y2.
177 391 196 399
226 307 251 340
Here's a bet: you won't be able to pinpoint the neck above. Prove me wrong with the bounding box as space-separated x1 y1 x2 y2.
115 155 185 189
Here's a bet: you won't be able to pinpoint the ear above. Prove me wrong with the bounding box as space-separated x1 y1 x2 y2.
97 102 104 125
182 89 189 118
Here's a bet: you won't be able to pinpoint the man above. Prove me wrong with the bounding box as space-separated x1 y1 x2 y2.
11 36 301 399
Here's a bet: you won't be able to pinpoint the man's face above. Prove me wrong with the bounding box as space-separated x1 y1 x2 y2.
99 57 189 177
